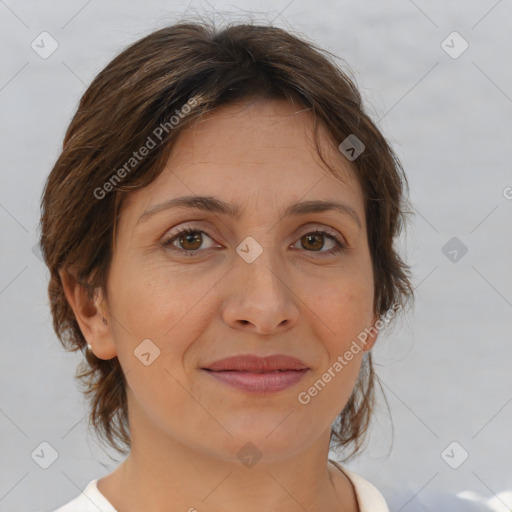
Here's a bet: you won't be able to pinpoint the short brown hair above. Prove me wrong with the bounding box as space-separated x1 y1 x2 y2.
39 19 414 461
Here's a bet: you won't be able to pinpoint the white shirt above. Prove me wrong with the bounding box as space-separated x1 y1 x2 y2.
53 461 389 512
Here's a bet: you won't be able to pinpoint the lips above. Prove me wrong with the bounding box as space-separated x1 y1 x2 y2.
204 354 308 372
202 354 309 393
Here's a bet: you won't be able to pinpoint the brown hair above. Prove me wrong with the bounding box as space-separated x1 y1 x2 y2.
39 19 414 461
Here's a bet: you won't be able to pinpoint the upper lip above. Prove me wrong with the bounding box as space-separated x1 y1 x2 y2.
203 354 309 372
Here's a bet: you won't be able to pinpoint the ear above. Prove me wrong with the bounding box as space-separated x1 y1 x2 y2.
59 268 117 360
361 310 380 352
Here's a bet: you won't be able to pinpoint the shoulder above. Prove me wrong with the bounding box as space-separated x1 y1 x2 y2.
343 468 390 512
53 479 117 512
329 460 390 512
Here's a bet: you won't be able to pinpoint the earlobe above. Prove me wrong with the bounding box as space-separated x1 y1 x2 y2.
58 268 118 360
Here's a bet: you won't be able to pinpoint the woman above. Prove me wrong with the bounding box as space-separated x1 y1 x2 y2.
39 19 414 512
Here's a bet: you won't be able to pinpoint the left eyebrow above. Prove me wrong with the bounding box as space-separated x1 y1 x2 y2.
136 195 362 230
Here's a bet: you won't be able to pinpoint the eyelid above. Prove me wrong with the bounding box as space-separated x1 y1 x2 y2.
294 223 349 249
162 221 220 240
300 224 347 244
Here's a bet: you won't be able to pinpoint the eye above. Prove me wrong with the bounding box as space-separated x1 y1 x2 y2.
292 229 347 256
160 225 347 256
161 226 218 255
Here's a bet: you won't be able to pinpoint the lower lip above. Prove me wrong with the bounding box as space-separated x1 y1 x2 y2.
204 369 308 392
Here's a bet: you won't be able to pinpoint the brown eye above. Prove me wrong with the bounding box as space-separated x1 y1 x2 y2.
162 227 217 253
293 230 346 255
178 230 203 251
301 233 325 251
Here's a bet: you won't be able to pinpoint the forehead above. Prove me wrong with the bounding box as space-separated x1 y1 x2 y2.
121 98 364 223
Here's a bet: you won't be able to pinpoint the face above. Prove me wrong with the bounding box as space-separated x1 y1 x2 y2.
97 98 378 463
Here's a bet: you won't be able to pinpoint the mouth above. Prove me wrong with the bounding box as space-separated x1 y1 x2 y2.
202 368 308 393
201 354 309 393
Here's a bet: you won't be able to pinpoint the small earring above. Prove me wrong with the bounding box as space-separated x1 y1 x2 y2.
102 317 108 325
87 344 92 351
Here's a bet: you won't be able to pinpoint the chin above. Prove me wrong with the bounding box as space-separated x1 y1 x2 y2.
201 419 313 464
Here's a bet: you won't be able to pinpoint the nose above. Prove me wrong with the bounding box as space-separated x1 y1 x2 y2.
221 246 300 335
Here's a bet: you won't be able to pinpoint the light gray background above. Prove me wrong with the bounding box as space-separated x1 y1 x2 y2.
1 1 511 511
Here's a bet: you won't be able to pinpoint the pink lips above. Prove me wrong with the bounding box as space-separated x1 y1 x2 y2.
202 354 309 393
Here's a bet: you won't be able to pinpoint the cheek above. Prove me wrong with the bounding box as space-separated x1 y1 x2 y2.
315 275 375 346
107 256 220 367
297 349 364 428
306 286 372 407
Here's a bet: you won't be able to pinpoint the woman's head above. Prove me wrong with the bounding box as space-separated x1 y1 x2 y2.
39 20 413 462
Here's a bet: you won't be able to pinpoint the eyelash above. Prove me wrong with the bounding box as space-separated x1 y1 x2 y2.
160 225 347 257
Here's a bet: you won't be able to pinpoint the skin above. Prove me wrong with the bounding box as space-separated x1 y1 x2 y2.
61 97 379 512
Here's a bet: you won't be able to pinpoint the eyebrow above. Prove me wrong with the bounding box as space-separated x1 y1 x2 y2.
136 195 362 229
